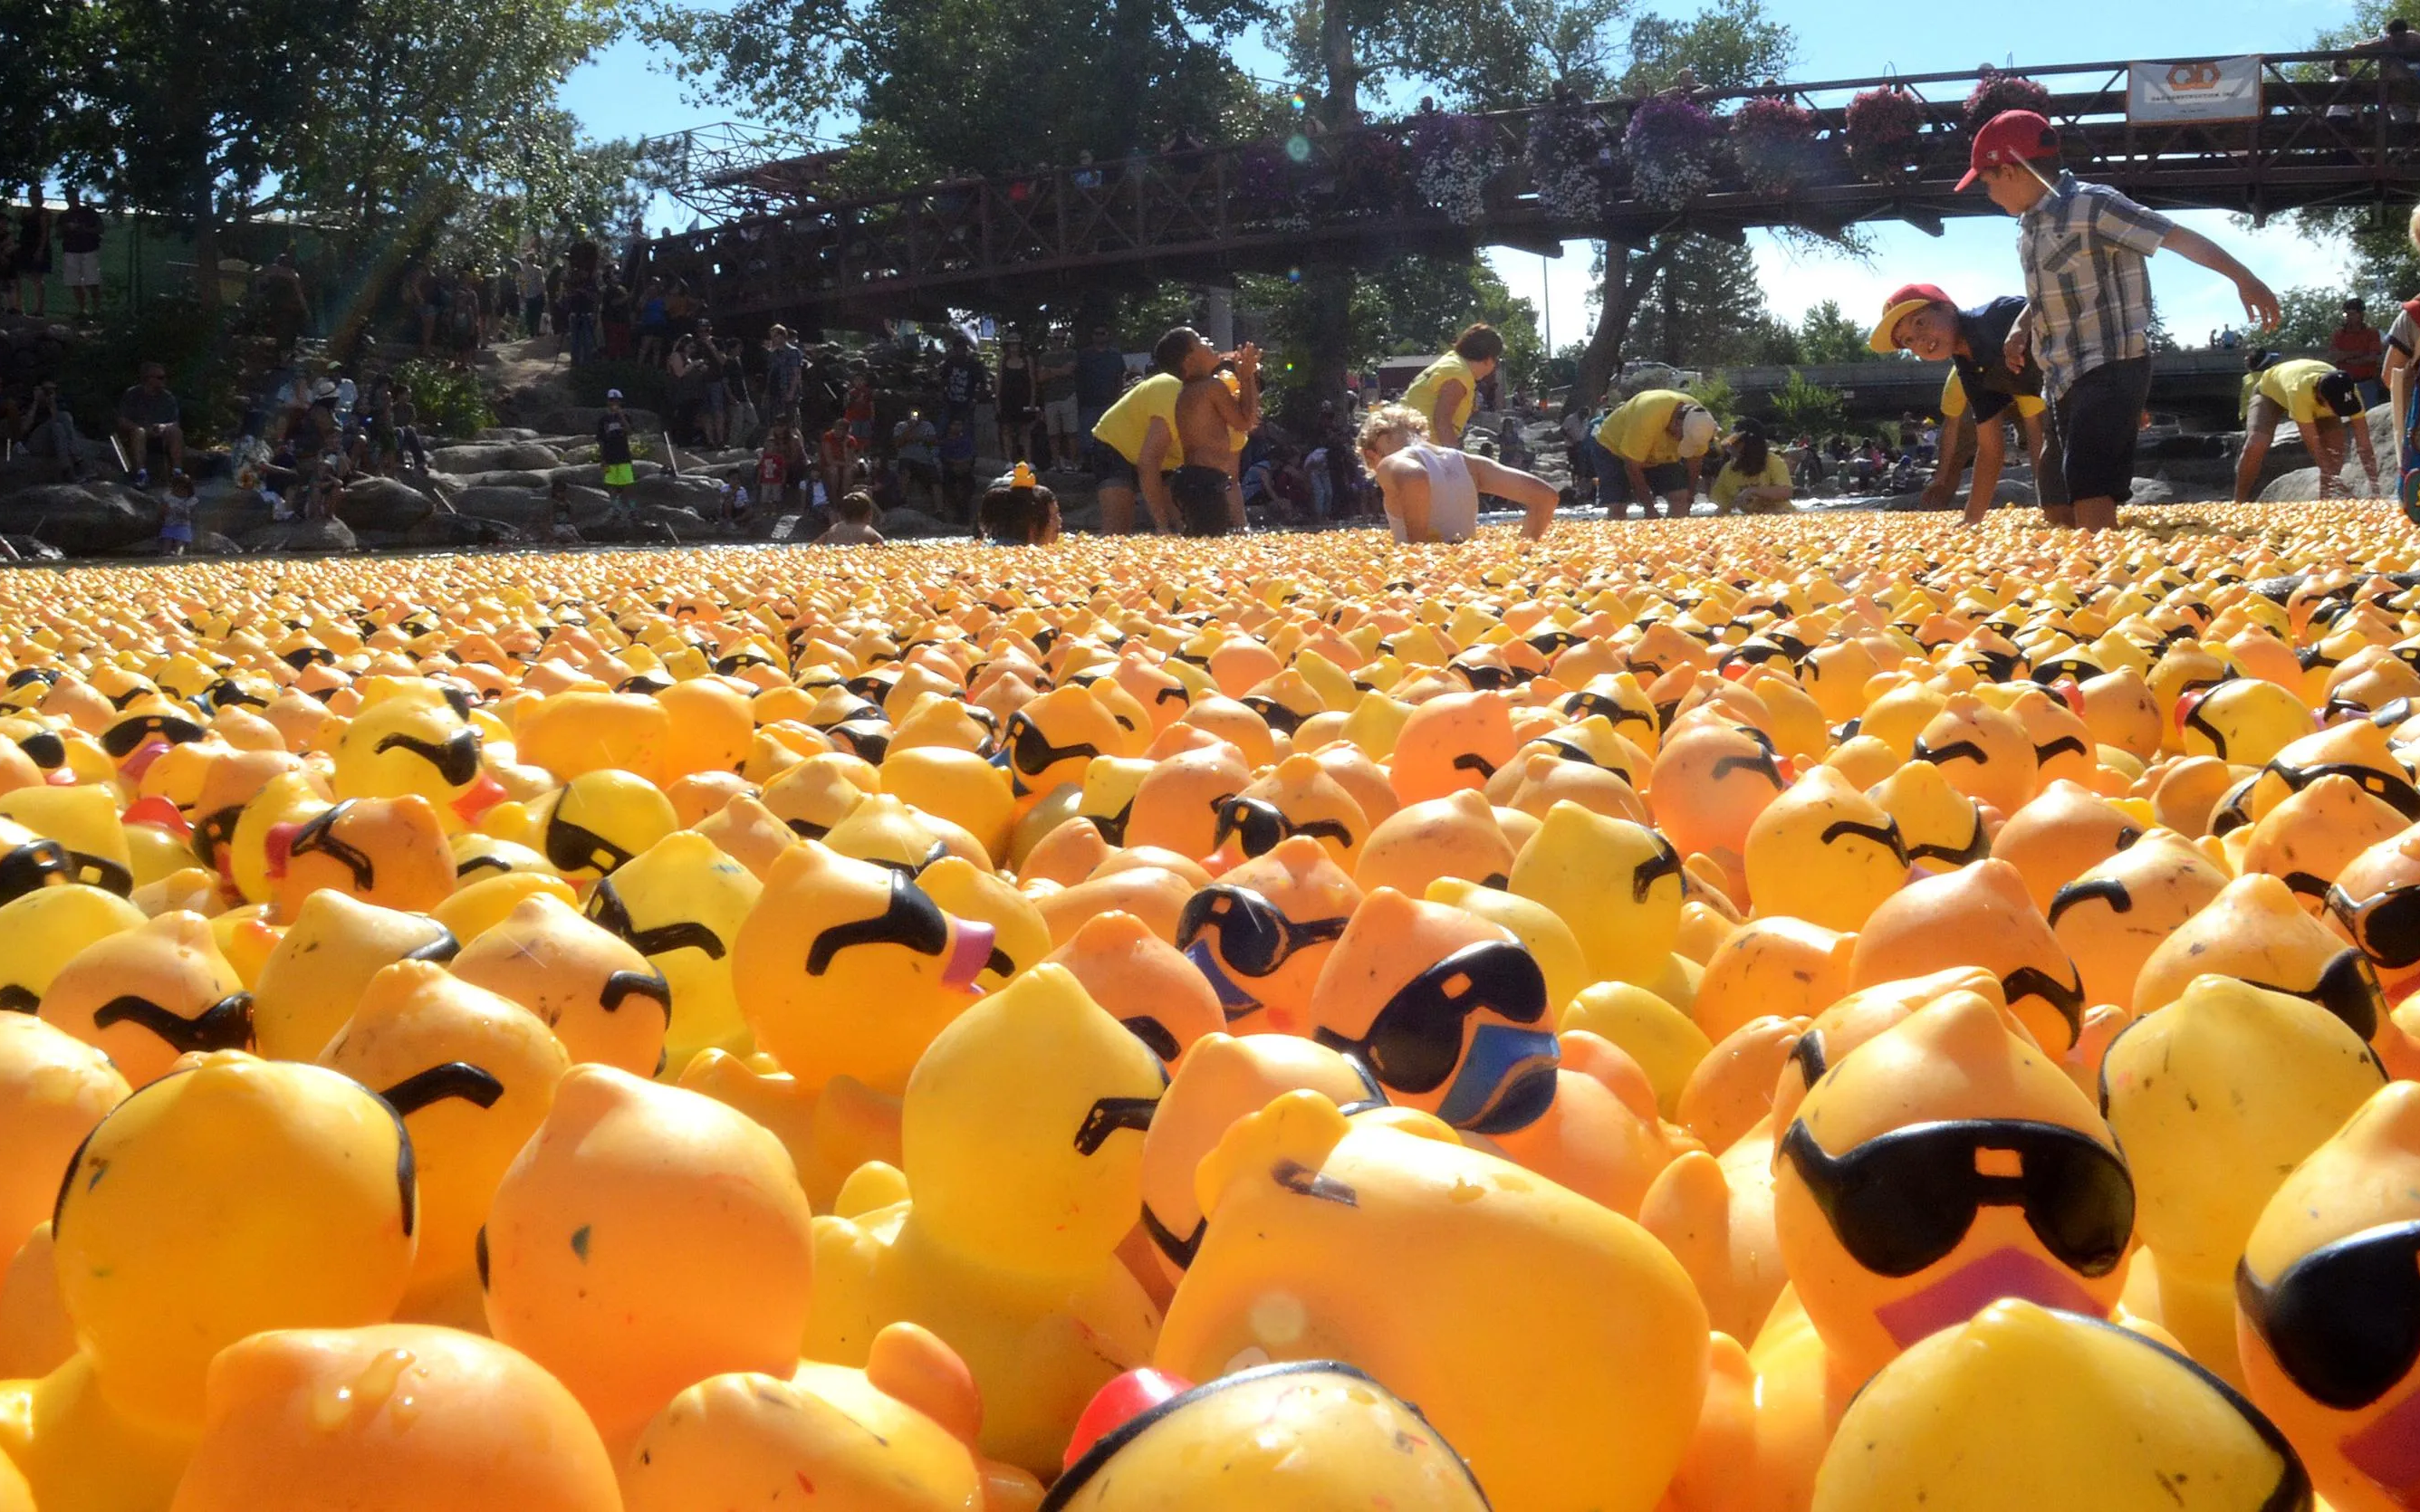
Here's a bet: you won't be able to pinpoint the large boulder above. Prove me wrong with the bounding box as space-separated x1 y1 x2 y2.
530 406 664 436
451 469 555 492
1 536 62 562
624 473 724 510
474 427 543 443
546 460 664 489
240 516 358 554
335 475 438 533
2259 461 2386 502
878 508 954 540
406 513 524 549
424 441 564 474
0 482 159 554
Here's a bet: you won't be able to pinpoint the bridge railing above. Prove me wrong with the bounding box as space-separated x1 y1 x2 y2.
630 48 2415 317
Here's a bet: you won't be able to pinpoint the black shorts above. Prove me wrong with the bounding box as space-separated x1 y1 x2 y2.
1171 464 1233 536
1091 446 1139 488
2049 357 2152 504
1599 458 1691 505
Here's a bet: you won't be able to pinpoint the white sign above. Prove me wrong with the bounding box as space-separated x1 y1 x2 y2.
2129 56 2263 123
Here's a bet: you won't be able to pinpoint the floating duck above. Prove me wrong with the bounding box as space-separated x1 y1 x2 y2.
1157 1090 1708 1512
480 1064 814 1458
804 965 1164 1478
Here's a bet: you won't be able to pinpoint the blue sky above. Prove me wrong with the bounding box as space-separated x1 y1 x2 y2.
562 0 2378 346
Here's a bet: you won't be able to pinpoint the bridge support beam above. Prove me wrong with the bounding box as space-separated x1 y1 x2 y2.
1201 284 1235 349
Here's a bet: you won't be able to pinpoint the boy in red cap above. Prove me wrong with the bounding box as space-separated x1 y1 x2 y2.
1869 282 2068 527
1964 109 2281 530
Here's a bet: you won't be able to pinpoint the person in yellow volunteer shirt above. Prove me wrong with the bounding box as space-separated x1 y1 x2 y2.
1089 338 1189 534
1707 419 1793 515
1400 324 1503 449
2233 353 2379 502
1594 388 1717 518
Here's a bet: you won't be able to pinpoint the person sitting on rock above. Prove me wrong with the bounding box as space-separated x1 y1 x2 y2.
115 362 183 483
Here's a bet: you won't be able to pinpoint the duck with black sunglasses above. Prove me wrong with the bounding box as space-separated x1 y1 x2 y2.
1698 990 2140 1512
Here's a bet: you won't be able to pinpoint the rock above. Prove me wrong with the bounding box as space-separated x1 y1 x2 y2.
531 407 663 436
335 475 437 533
624 474 724 510
2258 463 2381 502
547 460 664 489
240 517 357 554
193 531 241 556
454 469 555 492
2126 476 2175 506
0 535 62 561
0 482 159 554
475 427 543 443
878 508 954 540
406 513 524 549
424 441 564 474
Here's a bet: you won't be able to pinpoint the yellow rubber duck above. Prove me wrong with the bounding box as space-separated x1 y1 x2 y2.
803 964 1165 1478
0 1054 416 1512
1810 1298 2311 1512
168 1323 620 1512
481 1064 814 1459
1157 1090 1708 1512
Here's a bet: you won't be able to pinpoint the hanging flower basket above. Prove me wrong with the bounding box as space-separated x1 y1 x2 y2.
1845 85 1925 177
1625 93 1721 209
1526 98 1618 220
1234 142 1295 220
1730 96 1820 196
1963 66 2054 135
1407 110 1505 225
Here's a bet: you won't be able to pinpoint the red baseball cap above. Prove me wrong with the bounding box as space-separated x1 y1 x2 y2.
1868 282 1955 354
1958 110 2060 190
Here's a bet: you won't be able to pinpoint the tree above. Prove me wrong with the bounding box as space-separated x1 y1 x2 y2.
1767 369 1847 435
277 0 619 244
1240 253 1544 416
646 0 1266 183
1628 234 1775 368
2284 0 2420 301
1795 300 1880 365
0 0 73 193
1563 0 1816 414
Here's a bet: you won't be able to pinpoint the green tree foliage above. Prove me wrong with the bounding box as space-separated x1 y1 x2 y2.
2287 0 2420 301
33 0 628 312
647 0 1266 181
1766 369 1847 435
1273 0 1630 118
1240 254 1543 402
1618 0 1792 92
1628 234 1774 368
1792 300 1881 365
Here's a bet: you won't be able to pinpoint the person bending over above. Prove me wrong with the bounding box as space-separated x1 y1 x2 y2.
1358 403 1557 542
2234 354 2379 502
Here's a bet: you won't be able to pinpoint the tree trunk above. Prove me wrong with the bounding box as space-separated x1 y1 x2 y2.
1567 236 1676 416
191 167 222 313
1320 0 1359 126
1301 261 1354 417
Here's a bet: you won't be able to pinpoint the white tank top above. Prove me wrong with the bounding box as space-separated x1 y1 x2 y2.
1389 443 1481 543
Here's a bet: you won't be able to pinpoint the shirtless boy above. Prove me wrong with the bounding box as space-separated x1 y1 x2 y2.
1163 326 1260 536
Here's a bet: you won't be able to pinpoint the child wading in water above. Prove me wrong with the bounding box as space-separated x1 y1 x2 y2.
1965 109 2281 531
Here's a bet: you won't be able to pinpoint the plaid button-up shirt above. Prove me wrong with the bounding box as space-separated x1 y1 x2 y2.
2018 171 2174 402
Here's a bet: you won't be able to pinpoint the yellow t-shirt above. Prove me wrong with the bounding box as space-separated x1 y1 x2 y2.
1596 389 1692 465
2252 359 2341 426
1090 373 1186 469
1403 355 1479 439
1939 370 2047 419
1710 454 1791 510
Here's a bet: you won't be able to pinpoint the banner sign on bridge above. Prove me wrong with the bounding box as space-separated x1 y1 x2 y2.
2128 56 2264 122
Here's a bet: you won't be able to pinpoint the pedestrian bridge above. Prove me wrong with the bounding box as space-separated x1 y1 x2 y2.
632 49 2418 330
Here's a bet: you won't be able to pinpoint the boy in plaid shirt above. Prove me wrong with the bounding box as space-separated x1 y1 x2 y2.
1964 110 2281 530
